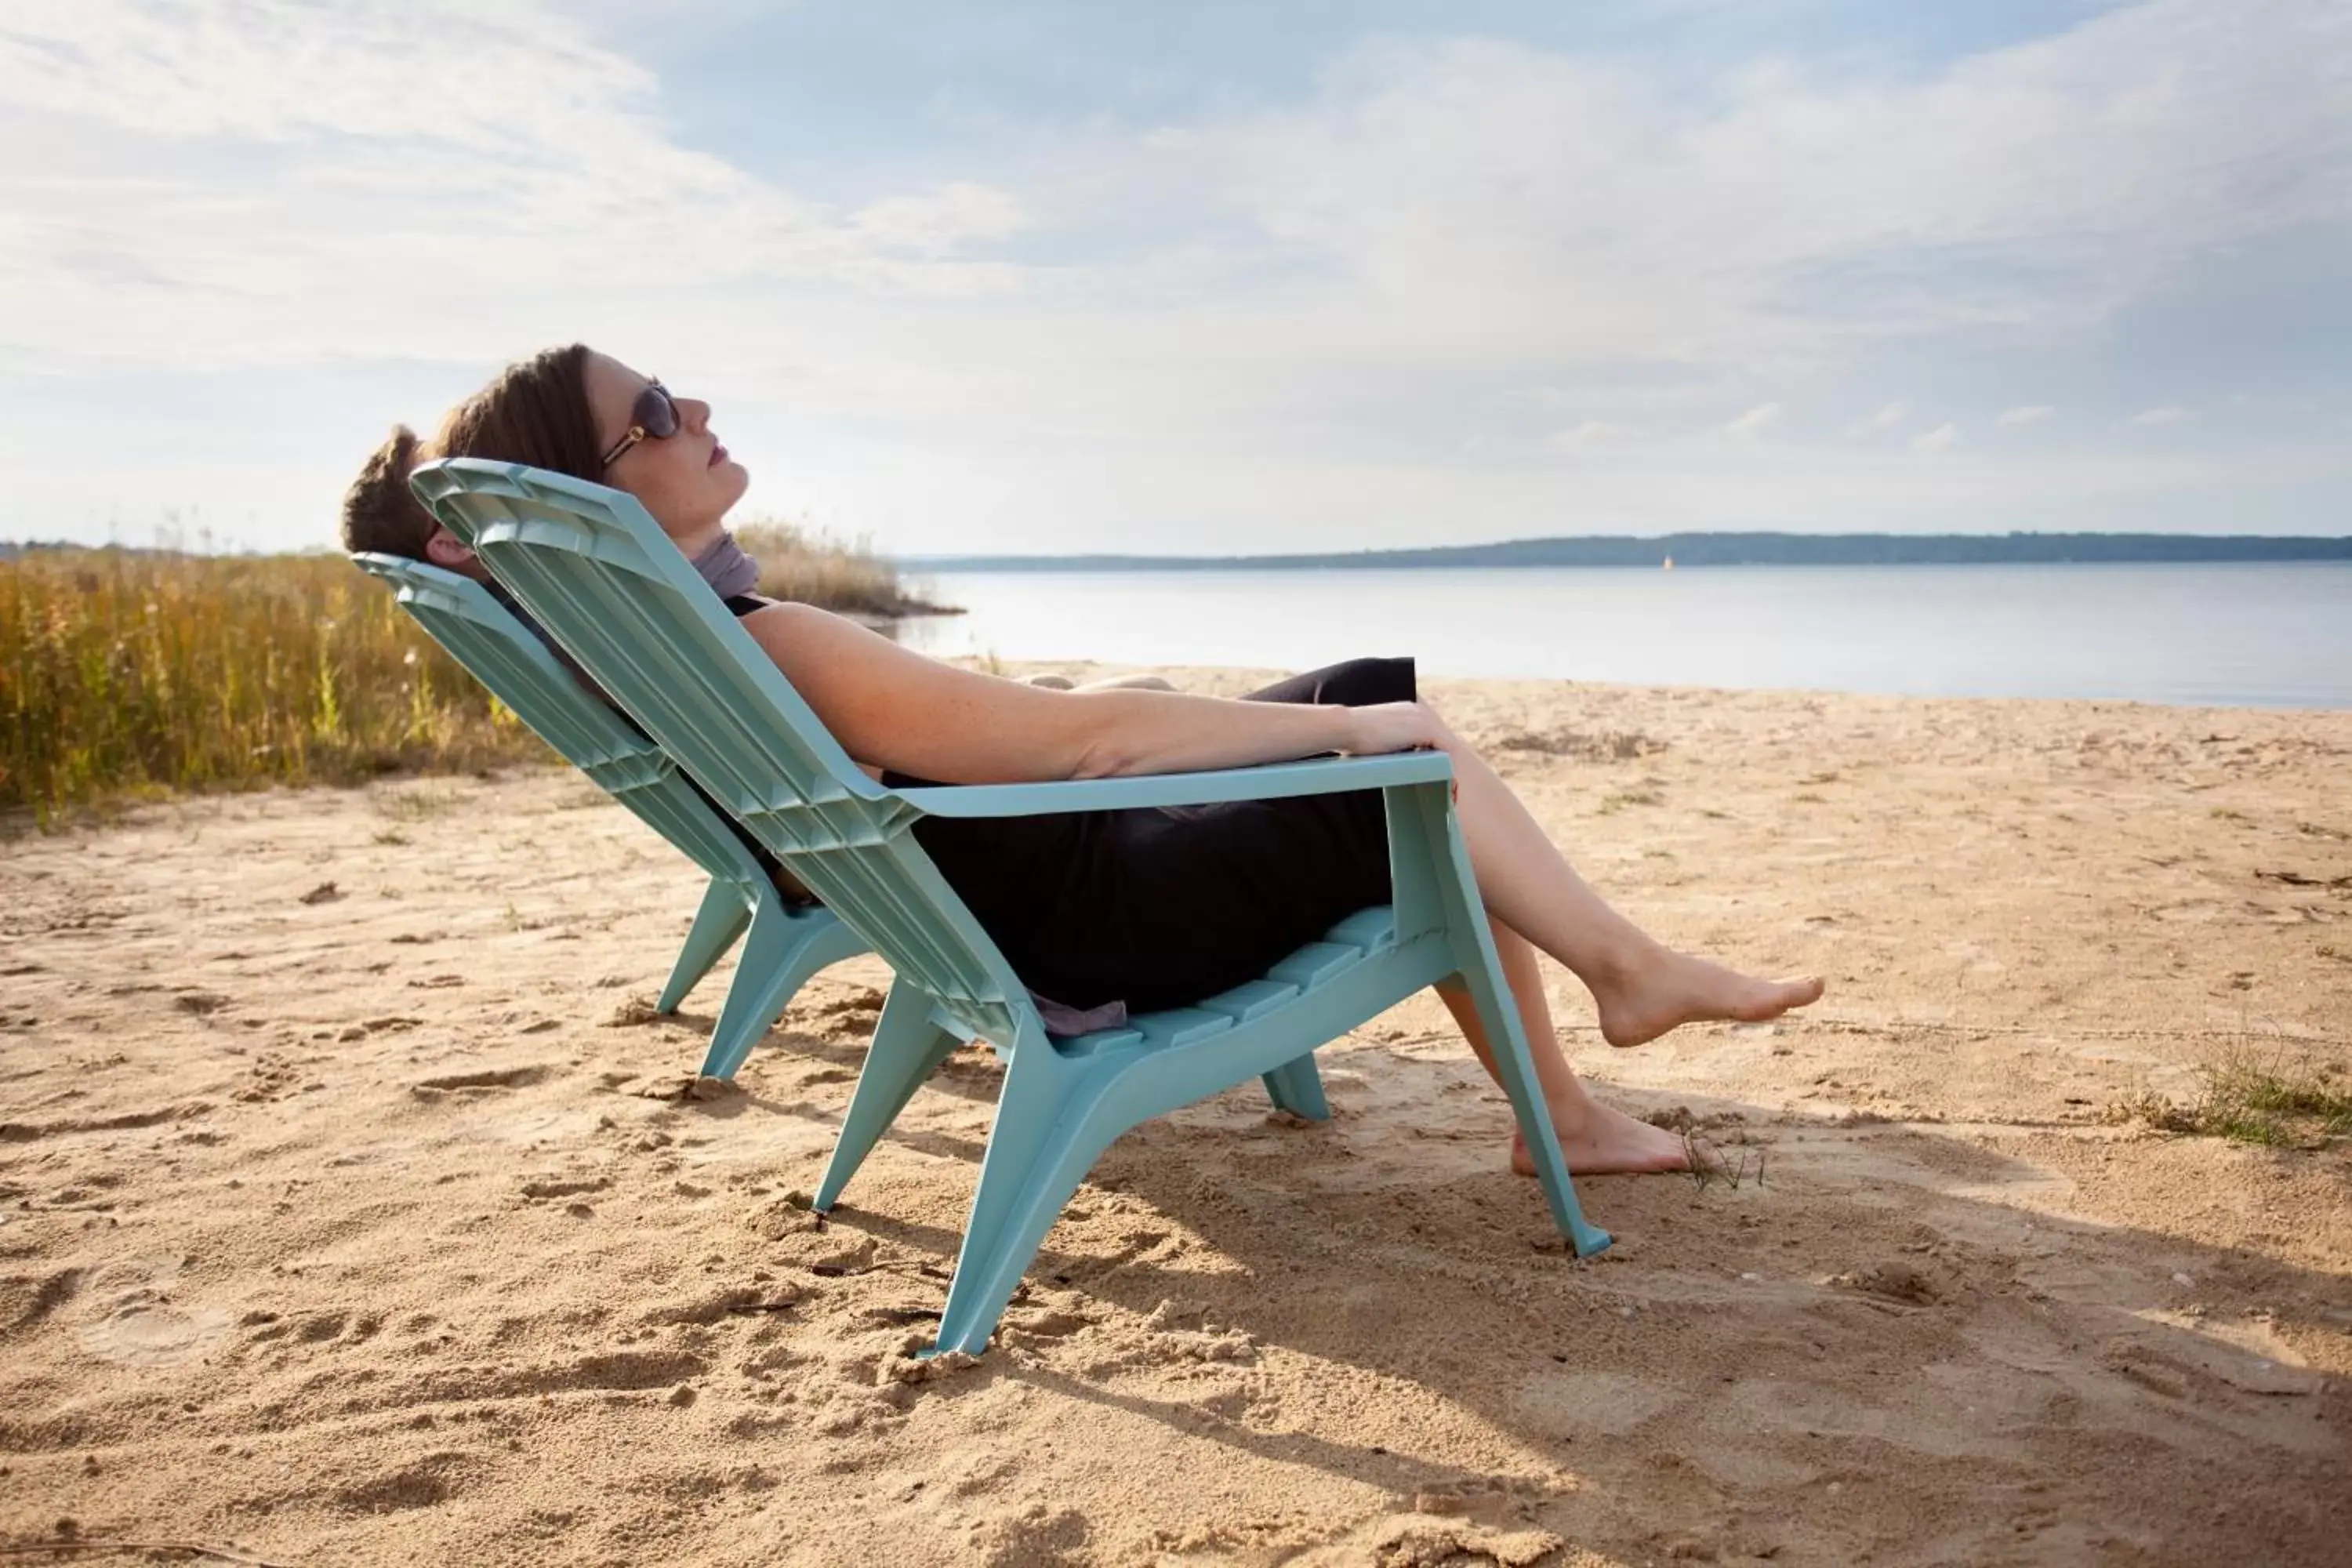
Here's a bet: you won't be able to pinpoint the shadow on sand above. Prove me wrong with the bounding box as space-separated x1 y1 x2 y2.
710 1021 2350 1566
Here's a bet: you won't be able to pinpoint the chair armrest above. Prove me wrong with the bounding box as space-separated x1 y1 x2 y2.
891 750 1454 818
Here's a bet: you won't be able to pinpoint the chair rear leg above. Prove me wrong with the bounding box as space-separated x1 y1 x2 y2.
698 907 868 1080
659 877 752 1014
814 980 960 1210
1260 1054 1330 1120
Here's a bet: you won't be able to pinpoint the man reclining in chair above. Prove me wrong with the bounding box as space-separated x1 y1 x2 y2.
358 344 1824 1176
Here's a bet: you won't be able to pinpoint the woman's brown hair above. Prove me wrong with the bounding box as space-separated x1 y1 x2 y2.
433 343 601 481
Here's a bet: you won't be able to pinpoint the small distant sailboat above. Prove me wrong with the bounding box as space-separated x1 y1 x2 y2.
1661 554 1675 571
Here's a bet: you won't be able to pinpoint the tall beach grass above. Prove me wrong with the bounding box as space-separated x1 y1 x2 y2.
2 531 946 826
2 547 540 826
736 517 947 619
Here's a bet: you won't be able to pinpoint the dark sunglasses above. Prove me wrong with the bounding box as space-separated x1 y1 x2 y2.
600 378 680 468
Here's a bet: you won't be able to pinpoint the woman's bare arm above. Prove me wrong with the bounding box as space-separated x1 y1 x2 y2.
739 602 1434 784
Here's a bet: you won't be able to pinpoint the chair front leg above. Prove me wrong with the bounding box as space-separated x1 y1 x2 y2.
931 1037 1122 1357
1405 783 1612 1258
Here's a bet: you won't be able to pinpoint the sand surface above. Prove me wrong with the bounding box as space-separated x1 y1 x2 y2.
2 672 2347 1566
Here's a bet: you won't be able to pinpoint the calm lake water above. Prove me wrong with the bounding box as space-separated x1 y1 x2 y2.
896 562 2352 710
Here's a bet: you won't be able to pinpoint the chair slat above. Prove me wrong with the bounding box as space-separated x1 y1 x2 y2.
1198 978 1301 1023
1269 942 1365 989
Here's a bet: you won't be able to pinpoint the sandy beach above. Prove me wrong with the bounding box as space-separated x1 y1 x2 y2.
2 671 2347 1566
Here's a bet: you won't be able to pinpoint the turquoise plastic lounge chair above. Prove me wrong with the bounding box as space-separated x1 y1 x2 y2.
350 552 866 1078
409 458 1612 1356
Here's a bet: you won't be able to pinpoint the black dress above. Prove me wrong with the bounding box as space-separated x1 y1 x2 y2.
889 658 1416 1014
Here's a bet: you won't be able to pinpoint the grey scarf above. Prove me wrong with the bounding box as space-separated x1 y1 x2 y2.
690 532 760 599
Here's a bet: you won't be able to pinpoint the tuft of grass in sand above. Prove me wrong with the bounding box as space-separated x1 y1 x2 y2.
1645 1105 1768 1189
1596 788 1663 815
1492 728 1667 762
2195 1056 2352 1148
374 784 470 822
2110 1051 2352 1150
1683 1132 1766 1192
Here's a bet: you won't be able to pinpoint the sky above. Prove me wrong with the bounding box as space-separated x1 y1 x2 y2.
1 0 2347 555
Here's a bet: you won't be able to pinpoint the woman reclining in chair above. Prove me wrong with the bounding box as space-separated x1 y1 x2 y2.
345 343 1823 1176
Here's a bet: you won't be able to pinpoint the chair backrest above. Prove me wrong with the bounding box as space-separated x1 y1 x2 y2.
405 459 1037 1047
350 551 768 891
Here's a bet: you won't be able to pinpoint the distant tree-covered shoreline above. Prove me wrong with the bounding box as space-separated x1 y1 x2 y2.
907 532 2352 573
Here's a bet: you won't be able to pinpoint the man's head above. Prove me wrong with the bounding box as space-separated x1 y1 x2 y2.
339 422 481 576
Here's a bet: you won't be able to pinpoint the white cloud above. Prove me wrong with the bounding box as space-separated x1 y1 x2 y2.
1995 405 2056 426
0 2 648 146
1862 399 1911 432
1548 419 1628 452
0 0 1031 373
851 183 1029 256
1725 403 1783 437
2129 406 2192 426
1911 423 1961 453
1163 0 2352 370
14 0 2345 380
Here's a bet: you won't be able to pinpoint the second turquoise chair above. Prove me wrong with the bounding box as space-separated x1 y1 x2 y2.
409 459 1613 1357
353 553 867 1078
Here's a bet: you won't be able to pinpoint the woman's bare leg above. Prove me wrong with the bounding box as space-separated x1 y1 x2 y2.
1436 716 1823 1047
1432 920 1690 1174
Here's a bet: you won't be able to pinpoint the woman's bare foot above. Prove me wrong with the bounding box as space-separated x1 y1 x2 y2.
1512 1098 1692 1176
1590 943 1824 1049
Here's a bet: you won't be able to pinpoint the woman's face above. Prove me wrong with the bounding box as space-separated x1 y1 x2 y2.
583 350 749 550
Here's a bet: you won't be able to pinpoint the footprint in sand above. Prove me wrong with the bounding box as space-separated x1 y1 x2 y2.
966 1501 1091 1567
460 1107 604 1148
75 1254 234 1369
1509 1367 1681 1441
412 1064 553 1095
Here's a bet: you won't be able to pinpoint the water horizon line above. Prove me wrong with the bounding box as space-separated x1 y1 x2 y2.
902 529 2352 574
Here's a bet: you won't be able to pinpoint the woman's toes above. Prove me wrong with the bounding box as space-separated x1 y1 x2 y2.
1739 974 1825 1020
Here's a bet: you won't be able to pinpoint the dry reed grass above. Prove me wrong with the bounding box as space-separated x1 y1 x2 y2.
2 547 544 827
734 518 948 619
2 529 946 826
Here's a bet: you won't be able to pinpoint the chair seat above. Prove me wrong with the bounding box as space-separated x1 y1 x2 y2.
1062 905 1400 1055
